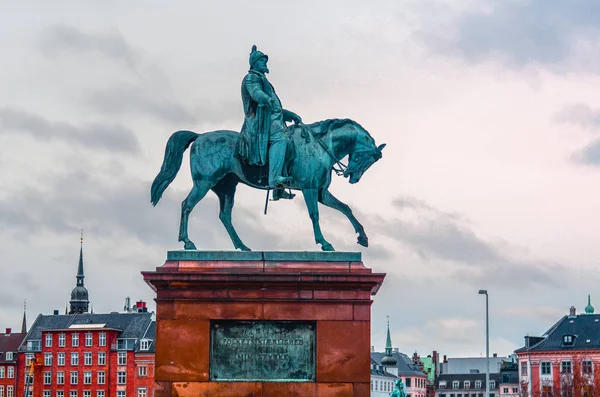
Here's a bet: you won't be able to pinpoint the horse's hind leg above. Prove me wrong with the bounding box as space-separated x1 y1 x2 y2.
319 189 369 247
302 188 334 251
211 175 251 251
178 180 211 250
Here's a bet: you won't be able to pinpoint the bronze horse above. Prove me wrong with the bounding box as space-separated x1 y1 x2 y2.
150 119 385 251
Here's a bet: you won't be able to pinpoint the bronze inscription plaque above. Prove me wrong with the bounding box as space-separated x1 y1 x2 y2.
209 321 316 381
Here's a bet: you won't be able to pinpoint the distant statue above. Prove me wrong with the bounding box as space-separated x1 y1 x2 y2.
150 45 385 251
391 378 406 397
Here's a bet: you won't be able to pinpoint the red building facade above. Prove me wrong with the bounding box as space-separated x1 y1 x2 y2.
18 313 155 397
0 328 27 397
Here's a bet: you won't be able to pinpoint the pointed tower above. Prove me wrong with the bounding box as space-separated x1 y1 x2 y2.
69 231 90 314
21 300 27 333
382 316 397 366
585 294 595 314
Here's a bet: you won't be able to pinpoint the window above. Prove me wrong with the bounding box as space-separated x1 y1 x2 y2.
5 353 12 361
84 372 91 385
440 381 447 389
84 353 92 366
58 334 66 347
138 366 147 377
58 353 65 366
521 362 528 376
97 352 106 366
562 361 572 374
45 334 52 347
57 372 65 385
541 362 552 375
70 371 78 385
503 388 509 394
26 354 34 366
117 392 125 397
453 381 460 389
99 333 106 347
71 353 79 366
44 371 52 385
490 381 496 389
85 334 92 347
83 392 90 397
563 335 574 345
0 367 4 378
7 367 13 378
542 385 553 397
0 386 3 397
96 392 104 397
6 387 12 397
45 353 52 366
44 392 51 397
25 374 34 386
583 360 593 375
71 334 79 347
475 381 482 389
118 352 127 365
406 378 412 387
57 392 64 397
70 392 77 397
137 389 147 397
140 339 150 350
465 381 471 389
513 388 519 393
97 371 105 385
117 371 126 384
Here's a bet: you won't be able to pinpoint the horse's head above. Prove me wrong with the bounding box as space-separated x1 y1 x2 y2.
344 126 386 184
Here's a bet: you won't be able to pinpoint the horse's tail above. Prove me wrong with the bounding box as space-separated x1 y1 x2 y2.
150 130 199 206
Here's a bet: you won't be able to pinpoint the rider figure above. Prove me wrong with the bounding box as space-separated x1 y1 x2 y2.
236 45 302 200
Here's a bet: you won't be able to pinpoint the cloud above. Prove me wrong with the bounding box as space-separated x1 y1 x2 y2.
376 196 560 288
572 138 600 165
554 103 600 130
86 86 241 126
502 306 566 323
419 0 600 68
0 107 140 153
39 25 137 68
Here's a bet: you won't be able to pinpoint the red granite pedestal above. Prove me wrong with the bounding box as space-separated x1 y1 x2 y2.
143 251 385 397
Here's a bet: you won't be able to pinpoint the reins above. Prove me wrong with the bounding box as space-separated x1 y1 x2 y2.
298 123 348 176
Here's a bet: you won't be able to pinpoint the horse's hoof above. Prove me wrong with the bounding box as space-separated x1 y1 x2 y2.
357 236 369 247
184 241 197 250
321 243 335 252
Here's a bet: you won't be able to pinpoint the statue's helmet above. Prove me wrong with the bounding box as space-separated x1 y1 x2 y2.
249 45 268 68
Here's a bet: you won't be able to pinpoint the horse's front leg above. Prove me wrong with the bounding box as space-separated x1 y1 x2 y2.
319 189 368 247
302 188 334 251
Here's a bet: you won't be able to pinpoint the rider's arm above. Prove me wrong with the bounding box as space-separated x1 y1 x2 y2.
244 75 271 106
283 109 302 123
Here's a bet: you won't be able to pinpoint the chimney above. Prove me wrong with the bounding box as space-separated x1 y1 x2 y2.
5 328 11 335
443 355 447 363
394 348 399 353
53 310 59 315
569 306 576 316
371 346 375 353
493 353 497 358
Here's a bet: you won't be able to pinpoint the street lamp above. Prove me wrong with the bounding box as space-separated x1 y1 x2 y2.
478 290 489 397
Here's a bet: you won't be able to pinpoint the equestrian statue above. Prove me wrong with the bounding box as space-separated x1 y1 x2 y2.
150 45 385 251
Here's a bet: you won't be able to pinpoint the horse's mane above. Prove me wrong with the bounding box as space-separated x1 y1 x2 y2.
306 118 369 138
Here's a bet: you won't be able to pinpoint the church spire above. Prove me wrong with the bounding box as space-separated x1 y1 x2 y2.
381 316 397 366
21 300 27 333
69 231 90 314
585 294 595 314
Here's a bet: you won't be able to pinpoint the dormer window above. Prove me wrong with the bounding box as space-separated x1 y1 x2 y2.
563 334 575 346
139 339 151 351
439 381 447 389
5 352 13 361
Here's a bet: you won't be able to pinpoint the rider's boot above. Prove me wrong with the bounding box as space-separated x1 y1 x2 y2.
272 188 296 201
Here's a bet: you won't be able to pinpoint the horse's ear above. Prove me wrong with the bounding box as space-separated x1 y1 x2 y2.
377 143 386 152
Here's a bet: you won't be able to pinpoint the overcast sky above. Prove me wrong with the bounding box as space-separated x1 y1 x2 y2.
1 0 600 358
